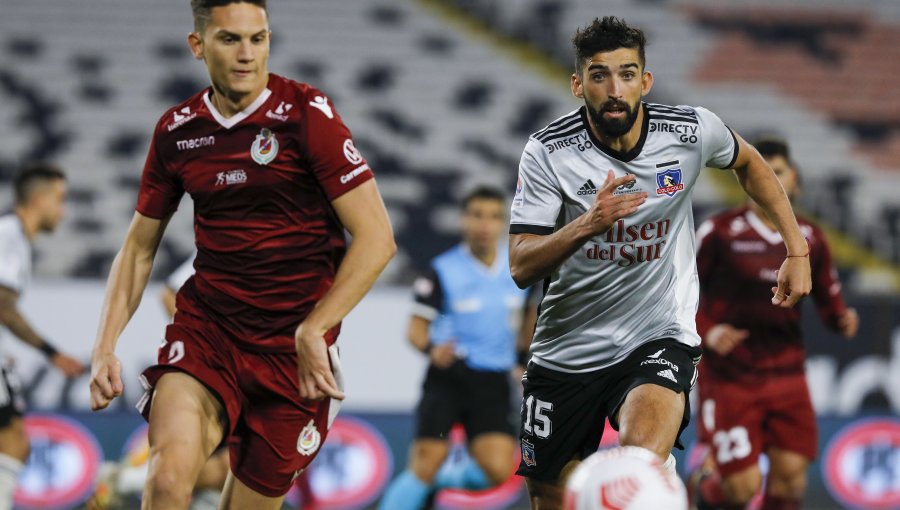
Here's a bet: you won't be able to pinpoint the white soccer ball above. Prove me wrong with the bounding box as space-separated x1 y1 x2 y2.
564 446 687 510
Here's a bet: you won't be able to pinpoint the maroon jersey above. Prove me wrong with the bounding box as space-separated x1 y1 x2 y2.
695 207 846 380
137 73 374 352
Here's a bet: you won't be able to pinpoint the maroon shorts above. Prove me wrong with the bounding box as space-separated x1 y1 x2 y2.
137 313 343 497
696 371 817 477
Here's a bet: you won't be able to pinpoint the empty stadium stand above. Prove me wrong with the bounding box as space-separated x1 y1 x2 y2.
0 0 579 282
2 0 898 288
443 0 900 282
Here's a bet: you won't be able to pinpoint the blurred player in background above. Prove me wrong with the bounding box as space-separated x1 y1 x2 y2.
88 1 395 509
379 186 533 510
0 163 85 510
690 138 858 510
507 17 812 509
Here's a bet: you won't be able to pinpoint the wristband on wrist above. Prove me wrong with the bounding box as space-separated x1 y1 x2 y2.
422 342 434 356
38 341 59 359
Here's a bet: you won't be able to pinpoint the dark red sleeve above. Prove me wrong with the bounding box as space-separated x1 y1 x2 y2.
695 219 719 341
135 121 184 219
809 225 847 331
302 90 374 201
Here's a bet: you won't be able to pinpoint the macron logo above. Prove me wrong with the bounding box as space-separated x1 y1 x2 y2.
176 136 215 151
309 95 334 119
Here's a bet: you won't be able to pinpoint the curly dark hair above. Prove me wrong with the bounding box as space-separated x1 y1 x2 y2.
572 16 647 74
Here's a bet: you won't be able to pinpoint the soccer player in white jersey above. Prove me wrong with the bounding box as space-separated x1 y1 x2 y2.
0 164 85 510
508 17 811 509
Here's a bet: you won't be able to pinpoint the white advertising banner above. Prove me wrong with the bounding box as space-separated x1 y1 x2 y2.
5 281 426 413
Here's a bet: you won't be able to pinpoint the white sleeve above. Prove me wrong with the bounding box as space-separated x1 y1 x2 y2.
510 138 562 235
695 107 738 169
0 244 24 292
166 252 196 291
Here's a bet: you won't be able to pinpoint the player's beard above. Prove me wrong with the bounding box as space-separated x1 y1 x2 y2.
586 98 640 138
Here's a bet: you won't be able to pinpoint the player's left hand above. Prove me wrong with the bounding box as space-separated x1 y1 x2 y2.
771 256 811 308
52 352 87 378
295 323 345 402
837 308 859 338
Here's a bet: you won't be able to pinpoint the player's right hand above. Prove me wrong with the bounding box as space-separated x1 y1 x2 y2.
705 324 749 356
90 352 124 411
430 342 457 369
295 322 345 401
582 170 648 237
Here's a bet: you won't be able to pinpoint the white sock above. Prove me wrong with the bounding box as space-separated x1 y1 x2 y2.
662 453 677 475
0 453 24 510
117 464 150 494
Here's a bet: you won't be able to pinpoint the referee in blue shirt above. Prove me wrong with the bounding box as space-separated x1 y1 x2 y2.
380 186 535 509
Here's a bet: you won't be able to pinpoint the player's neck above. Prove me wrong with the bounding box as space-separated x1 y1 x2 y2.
209 79 268 118
587 103 645 153
469 244 497 268
14 208 39 241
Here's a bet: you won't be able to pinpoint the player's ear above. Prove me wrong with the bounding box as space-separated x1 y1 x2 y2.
188 31 204 60
571 72 584 99
641 70 654 97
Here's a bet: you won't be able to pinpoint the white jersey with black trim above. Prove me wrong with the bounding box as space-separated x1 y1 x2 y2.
510 102 737 373
0 214 31 294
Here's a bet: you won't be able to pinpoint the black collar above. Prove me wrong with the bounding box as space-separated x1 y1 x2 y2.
580 103 649 163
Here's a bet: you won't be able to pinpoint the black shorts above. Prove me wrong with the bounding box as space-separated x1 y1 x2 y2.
516 339 700 481
0 361 26 428
416 360 516 440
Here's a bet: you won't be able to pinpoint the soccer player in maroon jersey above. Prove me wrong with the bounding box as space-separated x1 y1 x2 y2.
87 1 395 509
690 138 858 510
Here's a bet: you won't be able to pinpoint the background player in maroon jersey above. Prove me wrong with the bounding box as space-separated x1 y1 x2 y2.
690 138 859 510
87 1 395 510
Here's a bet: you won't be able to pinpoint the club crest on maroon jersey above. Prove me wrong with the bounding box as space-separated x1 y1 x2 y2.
297 419 322 456
251 128 279 165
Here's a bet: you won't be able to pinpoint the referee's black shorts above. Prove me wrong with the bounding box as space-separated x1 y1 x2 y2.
415 360 517 441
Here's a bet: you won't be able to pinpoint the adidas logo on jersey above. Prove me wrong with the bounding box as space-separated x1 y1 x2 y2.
657 369 677 383
577 179 598 196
